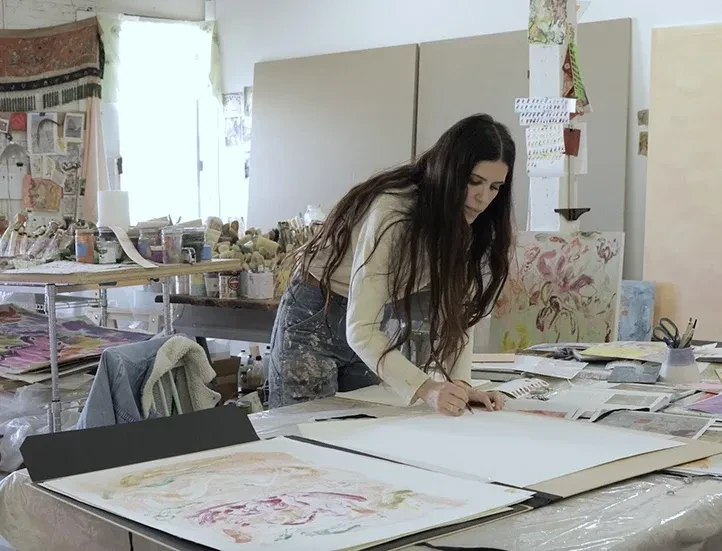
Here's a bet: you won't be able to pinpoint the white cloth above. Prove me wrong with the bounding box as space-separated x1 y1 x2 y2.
140 336 220 418
308 192 472 405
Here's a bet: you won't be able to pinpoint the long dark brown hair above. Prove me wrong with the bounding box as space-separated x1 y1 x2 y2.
298 114 515 374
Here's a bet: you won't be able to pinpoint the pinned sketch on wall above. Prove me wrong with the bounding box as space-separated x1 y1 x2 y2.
638 131 649 157
526 125 565 177
515 97 576 126
224 117 244 147
41 437 530 551
63 113 85 143
9 113 26 132
490 231 625 352
21 175 62 212
42 156 57 179
637 109 649 127
29 155 42 178
222 92 243 117
562 26 591 116
27 112 60 155
0 118 8 133
528 0 567 45
617 281 655 342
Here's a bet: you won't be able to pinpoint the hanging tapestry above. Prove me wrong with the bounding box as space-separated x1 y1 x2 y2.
0 18 104 112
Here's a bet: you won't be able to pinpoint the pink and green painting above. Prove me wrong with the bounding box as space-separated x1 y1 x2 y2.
41 438 528 551
0 304 149 373
490 231 625 352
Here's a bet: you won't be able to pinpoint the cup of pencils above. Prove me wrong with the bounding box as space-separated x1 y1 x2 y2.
657 317 699 383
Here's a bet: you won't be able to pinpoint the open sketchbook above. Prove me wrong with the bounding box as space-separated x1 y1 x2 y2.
40 437 532 551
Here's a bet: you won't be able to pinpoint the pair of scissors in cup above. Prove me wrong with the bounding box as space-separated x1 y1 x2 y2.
653 317 680 348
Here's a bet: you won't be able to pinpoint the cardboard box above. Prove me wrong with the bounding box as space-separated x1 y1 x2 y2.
212 357 240 403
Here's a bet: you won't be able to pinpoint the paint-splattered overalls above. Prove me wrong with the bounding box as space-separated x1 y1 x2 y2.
268 280 381 408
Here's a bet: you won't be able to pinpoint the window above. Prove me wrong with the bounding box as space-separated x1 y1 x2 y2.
116 18 220 224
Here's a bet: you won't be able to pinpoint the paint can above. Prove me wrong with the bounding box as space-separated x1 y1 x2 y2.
161 226 183 264
97 228 121 264
204 272 220 298
175 275 190 295
190 273 206 297
219 272 240 299
75 229 96 264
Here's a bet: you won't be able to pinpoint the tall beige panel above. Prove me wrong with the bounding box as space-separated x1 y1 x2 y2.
416 19 631 231
249 45 418 230
644 23 722 340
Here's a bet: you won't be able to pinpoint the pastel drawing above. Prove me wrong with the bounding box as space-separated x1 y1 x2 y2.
92 450 464 546
617 281 655 342
490 232 624 352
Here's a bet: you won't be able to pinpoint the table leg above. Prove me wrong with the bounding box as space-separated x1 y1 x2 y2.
162 277 173 335
99 287 108 328
46 284 62 433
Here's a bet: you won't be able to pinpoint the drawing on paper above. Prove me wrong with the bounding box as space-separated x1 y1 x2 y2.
0 305 149 373
63 113 86 142
21 175 63 212
528 0 567 45
490 232 624 352
617 281 655 341
41 438 527 551
27 112 60 155
562 25 591 116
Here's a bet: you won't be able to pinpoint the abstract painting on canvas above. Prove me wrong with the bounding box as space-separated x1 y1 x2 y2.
41 437 531 551
617 280 655 341
490 231 624 352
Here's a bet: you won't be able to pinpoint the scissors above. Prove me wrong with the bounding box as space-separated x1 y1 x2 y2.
653 317 680 348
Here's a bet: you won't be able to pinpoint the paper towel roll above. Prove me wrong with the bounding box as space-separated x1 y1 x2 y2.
97 190 130 230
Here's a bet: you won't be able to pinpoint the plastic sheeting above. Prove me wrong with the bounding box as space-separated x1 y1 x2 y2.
3 398 722 551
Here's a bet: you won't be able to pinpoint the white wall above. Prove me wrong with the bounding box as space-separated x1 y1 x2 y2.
0 0 203 28
216 0 722 279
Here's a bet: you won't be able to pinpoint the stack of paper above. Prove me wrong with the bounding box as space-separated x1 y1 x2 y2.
472 354 586 380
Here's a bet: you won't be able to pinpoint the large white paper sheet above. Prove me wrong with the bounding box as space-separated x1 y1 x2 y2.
41 437 532 551
299 411 682 488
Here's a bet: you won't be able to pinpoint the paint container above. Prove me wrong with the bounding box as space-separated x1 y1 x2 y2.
219 272 240 299
246 271 274 300
175 275 190 295
204 272 220 298
75 229 96 264
137 228 161 261
97 228 121 264
182 227 206 262
190 273 206 297
162 226 183 264
660 347 700 384
200 243 212 261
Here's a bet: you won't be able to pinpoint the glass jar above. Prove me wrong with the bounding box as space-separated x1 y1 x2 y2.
182 227 206 262
75 229 96 264
97 227 121 264
162 226 184 264
137 228 161 262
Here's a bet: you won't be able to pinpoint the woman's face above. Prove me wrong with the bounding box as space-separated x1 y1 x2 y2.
464 160 508 224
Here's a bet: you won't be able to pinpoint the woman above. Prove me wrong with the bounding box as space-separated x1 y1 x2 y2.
269 114 514 415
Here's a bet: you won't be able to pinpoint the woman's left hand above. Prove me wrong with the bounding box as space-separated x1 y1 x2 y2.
453 381 505 411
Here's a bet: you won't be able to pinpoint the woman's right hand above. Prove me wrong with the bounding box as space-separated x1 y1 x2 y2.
415 380 469 416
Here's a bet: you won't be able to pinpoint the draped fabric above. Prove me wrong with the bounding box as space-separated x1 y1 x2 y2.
0 18 104 112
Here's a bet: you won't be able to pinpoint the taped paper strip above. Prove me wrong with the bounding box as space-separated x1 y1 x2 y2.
515 97 577 125
109 226 157 269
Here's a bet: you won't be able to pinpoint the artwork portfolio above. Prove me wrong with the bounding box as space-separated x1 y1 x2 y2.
617 281 655 341
42 437 531 551
0 305 149 374
490 232 624 352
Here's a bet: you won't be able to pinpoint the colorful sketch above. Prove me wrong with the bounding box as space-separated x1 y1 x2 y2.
617 281 655 341
490 232 624 352
581 341 665 362
528 0 567 45
0 305 149 373
22 175 63 212
42 438 530 551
